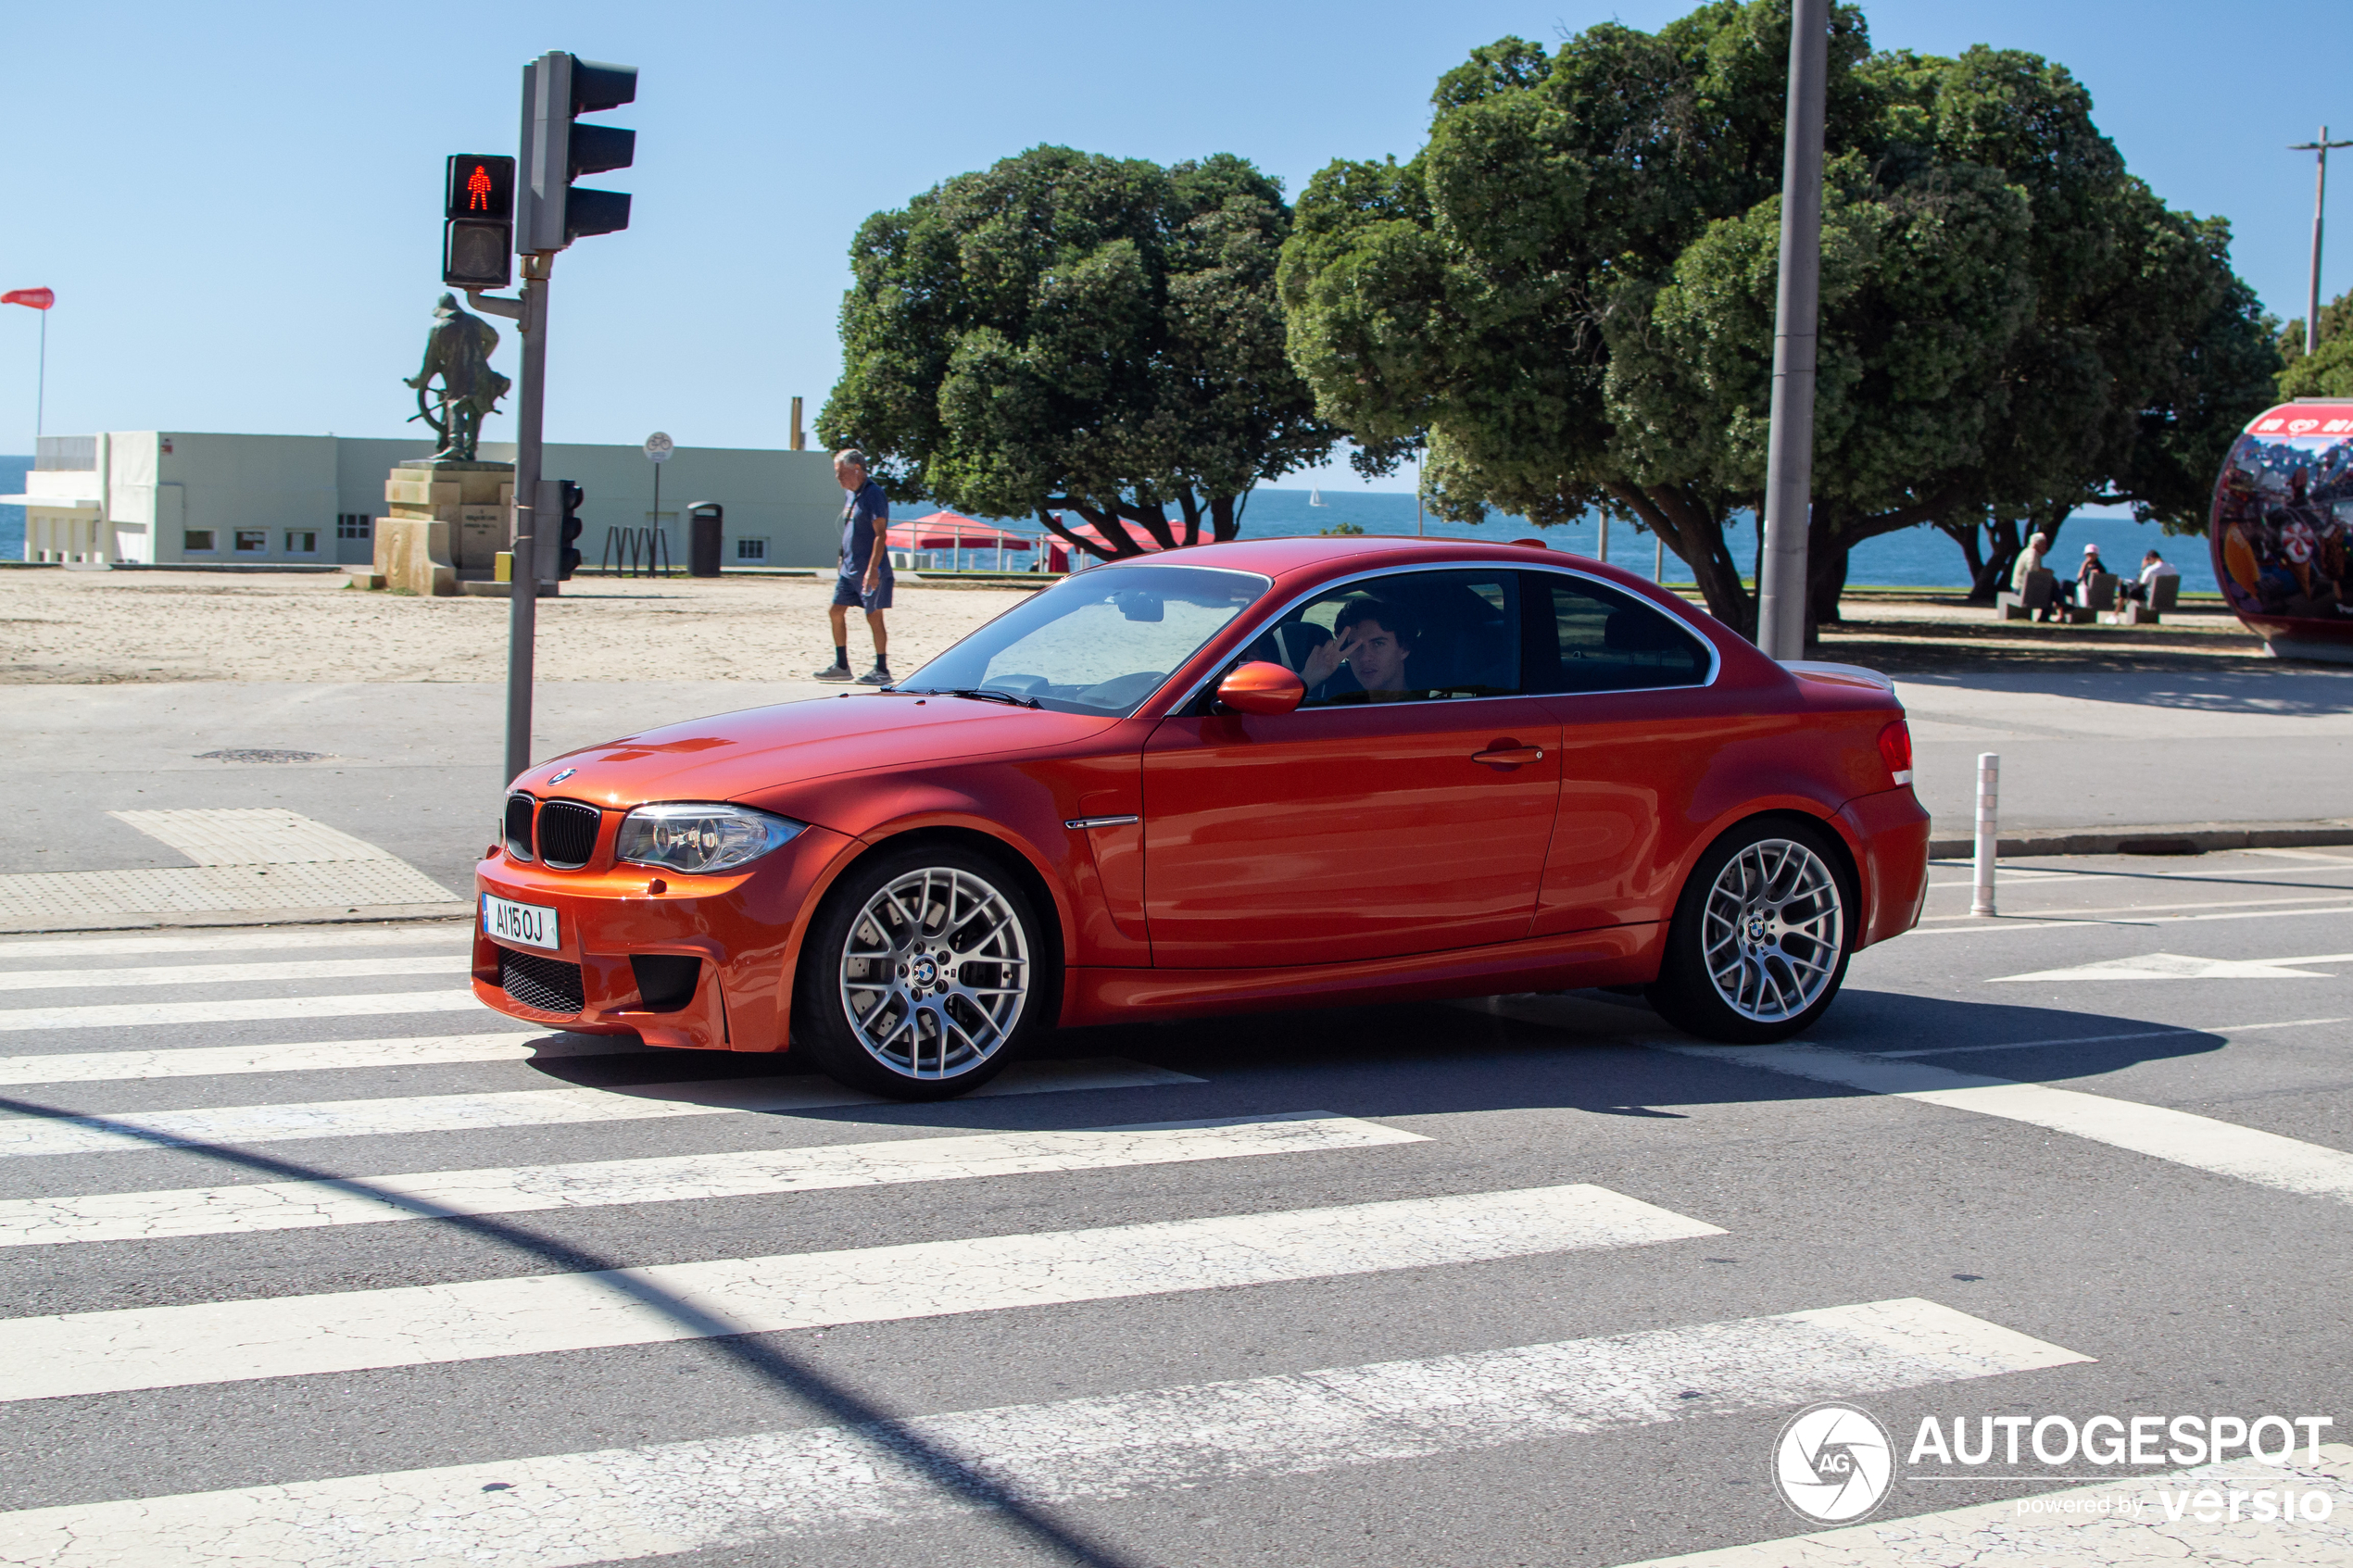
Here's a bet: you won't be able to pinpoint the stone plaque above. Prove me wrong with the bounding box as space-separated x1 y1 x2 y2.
459 505 507 571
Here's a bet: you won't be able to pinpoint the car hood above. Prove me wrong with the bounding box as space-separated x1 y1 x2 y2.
518 694 1118 810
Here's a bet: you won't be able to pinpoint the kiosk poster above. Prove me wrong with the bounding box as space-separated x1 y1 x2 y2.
2210 403 2353 653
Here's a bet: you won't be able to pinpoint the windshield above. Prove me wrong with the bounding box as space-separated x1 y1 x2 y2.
899 564 1269 717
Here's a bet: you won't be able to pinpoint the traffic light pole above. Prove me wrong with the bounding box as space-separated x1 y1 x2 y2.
1755 0 1829 662
505 254 551 785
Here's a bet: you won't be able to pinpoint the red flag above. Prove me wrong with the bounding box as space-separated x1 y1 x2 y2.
3 287 54 310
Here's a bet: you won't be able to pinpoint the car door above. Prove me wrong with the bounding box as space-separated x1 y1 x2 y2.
1141 567 1562 968
1522 569 1727 935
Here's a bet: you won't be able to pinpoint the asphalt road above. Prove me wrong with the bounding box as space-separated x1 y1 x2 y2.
0 847 2347 1565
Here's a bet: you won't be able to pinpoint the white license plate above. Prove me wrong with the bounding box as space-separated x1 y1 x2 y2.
483 894 560 951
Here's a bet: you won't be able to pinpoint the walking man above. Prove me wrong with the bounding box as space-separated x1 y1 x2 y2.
816 447 894 684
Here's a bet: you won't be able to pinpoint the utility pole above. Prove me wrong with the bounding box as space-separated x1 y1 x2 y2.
505 257 551 785
1754 0 1829 662
2291 127 2352 356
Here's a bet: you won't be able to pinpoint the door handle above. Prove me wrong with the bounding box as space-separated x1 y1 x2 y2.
1471 745 1545 767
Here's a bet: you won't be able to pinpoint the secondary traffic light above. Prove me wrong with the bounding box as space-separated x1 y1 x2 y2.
442 154 515 289
517 53 636 252
557 481 585 580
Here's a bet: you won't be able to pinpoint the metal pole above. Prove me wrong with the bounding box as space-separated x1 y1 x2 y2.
33 310 44 439
505 257 551 785
1755 0 1829 661
1971 752 1999 918
1598 512 1610 564
2293 127 2351 356
1655 533 1665 583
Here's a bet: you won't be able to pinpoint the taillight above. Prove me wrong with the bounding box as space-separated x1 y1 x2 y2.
1877 719 1913 786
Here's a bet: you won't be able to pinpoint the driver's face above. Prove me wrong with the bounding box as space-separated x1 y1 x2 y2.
1341 618 1408 691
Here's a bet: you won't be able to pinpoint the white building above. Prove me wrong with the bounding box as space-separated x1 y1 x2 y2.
7 432 847 570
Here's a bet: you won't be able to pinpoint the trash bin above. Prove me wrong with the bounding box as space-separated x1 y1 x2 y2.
687 502 724 578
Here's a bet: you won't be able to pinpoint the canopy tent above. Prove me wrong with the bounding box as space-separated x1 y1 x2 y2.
885 511 1033 552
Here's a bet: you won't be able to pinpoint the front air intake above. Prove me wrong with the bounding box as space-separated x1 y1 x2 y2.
504 793 536 859
499 947 584 1015
535 800 601 869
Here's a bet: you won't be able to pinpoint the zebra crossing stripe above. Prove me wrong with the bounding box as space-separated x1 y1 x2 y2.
0 954 471 993
0 1058 1203 1159
0 925 467 960
0 1184 1720 1402
1664 1044 2353 1204
0 1031 617 1088
0 1113 1423 1248
0 1298 2085 1565
0 989 487 1032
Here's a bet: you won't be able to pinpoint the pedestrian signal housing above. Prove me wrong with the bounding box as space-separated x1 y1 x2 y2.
518 53 636 252
442 154 516 289
558 480 585 580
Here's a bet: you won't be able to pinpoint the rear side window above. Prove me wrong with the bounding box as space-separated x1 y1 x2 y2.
1525 571 1711 693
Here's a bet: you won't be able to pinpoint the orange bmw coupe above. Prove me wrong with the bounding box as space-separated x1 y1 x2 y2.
475 537 1928 1098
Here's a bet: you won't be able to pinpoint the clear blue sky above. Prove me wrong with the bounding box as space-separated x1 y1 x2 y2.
3 0 2346 491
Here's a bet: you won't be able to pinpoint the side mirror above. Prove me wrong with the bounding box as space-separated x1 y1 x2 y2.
1215 660 1305 716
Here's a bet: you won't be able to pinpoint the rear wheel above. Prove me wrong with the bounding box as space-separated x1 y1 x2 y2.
1647 819 1854 1044
794 845 1046 1099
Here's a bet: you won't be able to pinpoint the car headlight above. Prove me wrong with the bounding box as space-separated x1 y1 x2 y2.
615 803 804 874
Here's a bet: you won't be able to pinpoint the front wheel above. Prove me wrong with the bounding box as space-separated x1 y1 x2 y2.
794 846 1049 1100
1647 820 1855 1044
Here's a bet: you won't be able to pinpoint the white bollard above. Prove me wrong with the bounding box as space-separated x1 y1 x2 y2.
1971 752 1999 917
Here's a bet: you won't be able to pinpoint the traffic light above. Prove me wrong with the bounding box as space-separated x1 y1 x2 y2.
442 154 515 289
517 53 636 253
557 481 585 580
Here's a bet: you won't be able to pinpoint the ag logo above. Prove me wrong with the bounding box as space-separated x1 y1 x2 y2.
1772 1401 1894 1523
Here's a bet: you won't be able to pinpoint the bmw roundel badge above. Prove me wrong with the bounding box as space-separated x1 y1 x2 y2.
549 768 576 784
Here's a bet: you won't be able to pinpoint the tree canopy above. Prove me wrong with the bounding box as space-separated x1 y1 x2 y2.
819 145 1335 558
2278 289 2353 400
1277 0 2277 632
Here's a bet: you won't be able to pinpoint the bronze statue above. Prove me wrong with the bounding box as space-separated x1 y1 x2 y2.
405 294 510 461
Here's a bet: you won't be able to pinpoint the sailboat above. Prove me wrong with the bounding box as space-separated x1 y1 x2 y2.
1308 487 1327 507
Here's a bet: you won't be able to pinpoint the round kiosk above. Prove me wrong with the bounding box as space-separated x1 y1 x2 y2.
2211 398 2353 662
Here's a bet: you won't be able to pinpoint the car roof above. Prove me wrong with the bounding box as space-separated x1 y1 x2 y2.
1083 533 1678 602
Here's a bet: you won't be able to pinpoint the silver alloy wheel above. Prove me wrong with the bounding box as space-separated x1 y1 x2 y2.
837 865 1031 1080
1700 838 1844 1023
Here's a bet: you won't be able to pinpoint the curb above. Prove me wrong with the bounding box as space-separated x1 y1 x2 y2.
0 902 474 937
1926 821 2353 859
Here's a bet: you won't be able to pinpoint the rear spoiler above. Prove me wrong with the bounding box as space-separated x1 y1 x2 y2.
1779 659 1895 693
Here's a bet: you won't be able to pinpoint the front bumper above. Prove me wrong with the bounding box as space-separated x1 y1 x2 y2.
472 822 853 1052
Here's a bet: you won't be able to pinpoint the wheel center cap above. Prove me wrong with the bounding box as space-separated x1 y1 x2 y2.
910 958 938 988
1746 914 1768 941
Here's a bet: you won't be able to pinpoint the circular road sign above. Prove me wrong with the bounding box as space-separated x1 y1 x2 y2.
644 432 674 463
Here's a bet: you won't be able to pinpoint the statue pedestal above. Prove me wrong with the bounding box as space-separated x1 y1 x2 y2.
375 458 513 596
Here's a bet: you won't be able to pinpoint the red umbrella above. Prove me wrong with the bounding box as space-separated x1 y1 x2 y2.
886 511 1033 551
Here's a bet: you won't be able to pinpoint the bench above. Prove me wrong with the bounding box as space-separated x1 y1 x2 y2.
2058 571 2119 624
2104 573 2180 625
1996 568 2057 621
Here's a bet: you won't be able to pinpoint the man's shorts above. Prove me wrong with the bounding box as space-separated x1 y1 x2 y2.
832 573 893 612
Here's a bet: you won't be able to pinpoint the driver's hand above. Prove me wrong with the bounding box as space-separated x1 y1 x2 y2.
1302 635 1346 687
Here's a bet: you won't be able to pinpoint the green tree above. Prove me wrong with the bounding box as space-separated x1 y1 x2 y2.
2278 287 2353 399
819 146 1335 559
1278 2 2274 633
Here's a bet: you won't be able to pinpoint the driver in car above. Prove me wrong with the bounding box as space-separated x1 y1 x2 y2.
1299 597 1420 703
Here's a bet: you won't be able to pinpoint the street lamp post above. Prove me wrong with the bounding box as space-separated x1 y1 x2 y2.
2291 127 2352 357
1754 0 1830 662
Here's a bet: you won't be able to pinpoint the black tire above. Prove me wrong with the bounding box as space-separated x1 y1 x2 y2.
793 843 1051 1100
1646 817 1856 1045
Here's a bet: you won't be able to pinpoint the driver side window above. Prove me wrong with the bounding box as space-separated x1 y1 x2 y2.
1232 570 1521 709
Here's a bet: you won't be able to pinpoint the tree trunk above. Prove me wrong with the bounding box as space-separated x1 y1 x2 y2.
1607 481 1754 637
1208 492 1241 542
1939 517 1986 589
1969 515 2021 601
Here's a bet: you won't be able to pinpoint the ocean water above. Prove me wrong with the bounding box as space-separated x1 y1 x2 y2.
0 456 2214 592
1223 488 2221 594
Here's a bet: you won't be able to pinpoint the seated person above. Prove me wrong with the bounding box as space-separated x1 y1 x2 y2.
2119 549 2179 605
1299 597 1421 703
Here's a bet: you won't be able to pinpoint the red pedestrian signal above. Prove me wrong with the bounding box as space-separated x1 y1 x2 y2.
442 154 516 291
446 156 515 221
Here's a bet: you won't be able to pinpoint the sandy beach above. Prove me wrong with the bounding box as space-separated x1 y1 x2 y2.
0 571 1034 684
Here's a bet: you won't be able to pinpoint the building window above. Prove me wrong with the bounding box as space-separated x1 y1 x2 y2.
337 512 372 540
736 537 767 561
234 530 267 553
285 530 319 554
183 530 217 552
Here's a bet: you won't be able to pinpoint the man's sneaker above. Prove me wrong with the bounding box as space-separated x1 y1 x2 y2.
813 662 853 683
855 664 893 686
